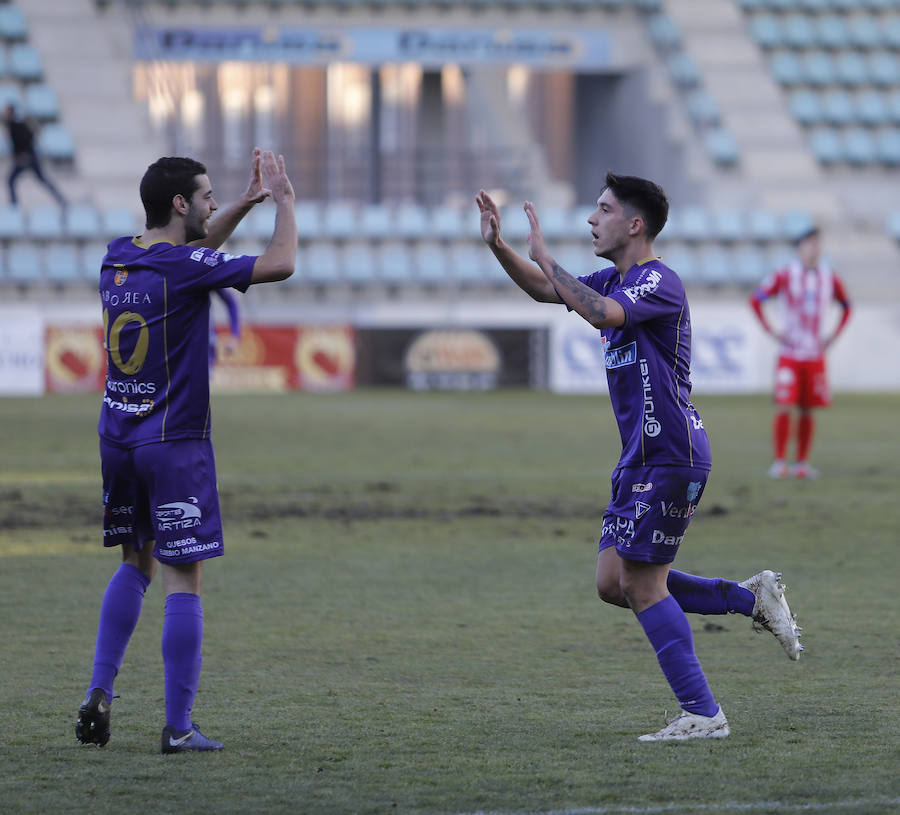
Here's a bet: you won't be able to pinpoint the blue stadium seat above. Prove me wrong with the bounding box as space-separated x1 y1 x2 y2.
705 129 741 165
393 202 429 239
428 205 464 240
37 124 75 161
537 207 571 240
26 205 63 239
554 244 593 278
732 245 769 286
771 51 805 85
0 80 23 111
101 207 138 238
855 89 890 125
301 242 342 283
677 206 710 243
358 203 392 240
810 127 843 163
747 209 781 243
448 242 491 282
711 209 745 242
751 16 784 50
80 242 108 281
802 51 837 86
815 16 849 50
886 90 900 123
821 89 856 125
0 204 25 239
0 6 27 42
783 14 816 49
64 204 102 241
697 246 733 287
789 89 825 124
23 83 59 121
659 246 697 283
884 17 900 50
647 15 682 50
45 244 83 283
798 0 830 11
834 51 870 85
321 201 355 240
847 15 882 49
684 90 721 126
342 241 378 283
883 209 900 240
377 240 414 282
875 128 900 164
413 241 448 282
666 53 701 88
867 52 900 86
293 201 321 236
5 243 42 283
9 44 43 82
499 206 530 241
843 127 877 163
657 209 679 242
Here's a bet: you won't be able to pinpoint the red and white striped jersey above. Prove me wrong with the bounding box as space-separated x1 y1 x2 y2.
750 261 851 360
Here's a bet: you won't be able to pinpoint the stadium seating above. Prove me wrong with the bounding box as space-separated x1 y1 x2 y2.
45 244 84 284
0 6 27 43
26 205 62 240
0 205 25 239
4 243 42 283
742 1 900 166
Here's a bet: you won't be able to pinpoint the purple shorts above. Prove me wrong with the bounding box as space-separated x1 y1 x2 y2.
100 438 225 564
598 465 709 564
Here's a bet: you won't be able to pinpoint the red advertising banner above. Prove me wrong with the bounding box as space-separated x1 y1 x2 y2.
44 324 106 393
43 323 355 394
211 324 355 393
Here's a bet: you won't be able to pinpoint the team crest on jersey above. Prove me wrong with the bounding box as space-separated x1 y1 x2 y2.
114 266 129 286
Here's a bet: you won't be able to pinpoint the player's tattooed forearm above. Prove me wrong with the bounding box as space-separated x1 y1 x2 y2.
549 262 608 320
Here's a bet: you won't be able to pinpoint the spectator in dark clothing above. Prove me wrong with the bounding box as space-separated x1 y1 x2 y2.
4 104 66 208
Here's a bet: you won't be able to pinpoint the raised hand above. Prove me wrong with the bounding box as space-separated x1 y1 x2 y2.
260 151 295 204
476 189 501 246
242 147 271 206
524 200 547 264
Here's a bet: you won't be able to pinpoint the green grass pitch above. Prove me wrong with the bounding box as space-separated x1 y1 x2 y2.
0 390 897 815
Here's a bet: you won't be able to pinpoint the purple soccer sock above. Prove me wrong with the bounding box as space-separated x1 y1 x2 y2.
667 570 755 616
162 592 204 733
637 594 719 717
88 563 151 703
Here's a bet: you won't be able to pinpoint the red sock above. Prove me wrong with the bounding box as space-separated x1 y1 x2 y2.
797 413 814 462
773 412 791 460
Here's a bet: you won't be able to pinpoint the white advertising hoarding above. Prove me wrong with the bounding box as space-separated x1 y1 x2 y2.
549 301 900 395
0 309 44 395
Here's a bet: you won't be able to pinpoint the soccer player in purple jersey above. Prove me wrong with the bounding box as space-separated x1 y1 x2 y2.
476 174 803 741
75 148 297 753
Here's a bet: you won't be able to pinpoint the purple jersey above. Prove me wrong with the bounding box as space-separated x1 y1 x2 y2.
98 237 255 447
578 258 710 470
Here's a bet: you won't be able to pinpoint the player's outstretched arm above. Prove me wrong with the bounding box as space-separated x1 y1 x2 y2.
251 151 297 284
524 200 624 329
475 190 561 303
191 147 271 250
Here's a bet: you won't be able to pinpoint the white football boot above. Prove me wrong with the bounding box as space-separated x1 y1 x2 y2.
740 569 803 660
638 706 730 742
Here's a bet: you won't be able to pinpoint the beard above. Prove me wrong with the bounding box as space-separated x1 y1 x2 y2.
184 209 208 243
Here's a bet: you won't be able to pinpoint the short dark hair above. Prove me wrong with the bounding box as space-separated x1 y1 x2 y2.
140 156 207 229
791 225 819 246
601 172 669 240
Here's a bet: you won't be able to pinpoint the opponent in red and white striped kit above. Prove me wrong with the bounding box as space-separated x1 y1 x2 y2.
749 227 851 479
